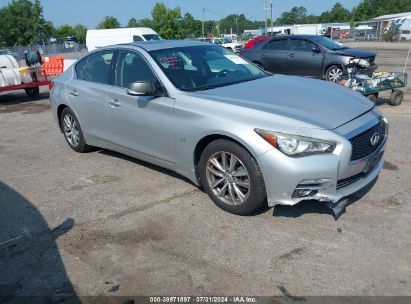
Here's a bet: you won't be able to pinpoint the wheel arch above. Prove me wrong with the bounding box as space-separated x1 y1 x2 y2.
193 133 261 187
57 104 69 132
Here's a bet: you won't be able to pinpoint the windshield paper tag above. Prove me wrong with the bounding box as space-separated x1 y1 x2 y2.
224 55 248 65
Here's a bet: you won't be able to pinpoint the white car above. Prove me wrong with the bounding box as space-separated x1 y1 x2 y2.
212 37 243 53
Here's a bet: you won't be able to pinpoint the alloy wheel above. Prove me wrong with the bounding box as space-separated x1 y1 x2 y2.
206 151 250 205
63 114 80 147
328 68 343 82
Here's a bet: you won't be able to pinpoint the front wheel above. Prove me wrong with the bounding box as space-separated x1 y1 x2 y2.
199 139 267 215
325 65 343 82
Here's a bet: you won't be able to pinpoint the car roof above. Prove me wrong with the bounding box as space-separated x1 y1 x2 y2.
270 35 321 39
118 40 212 51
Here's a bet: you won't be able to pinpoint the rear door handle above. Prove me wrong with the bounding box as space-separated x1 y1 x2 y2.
108 98 122 108
288 53 294 58
69 90 79 97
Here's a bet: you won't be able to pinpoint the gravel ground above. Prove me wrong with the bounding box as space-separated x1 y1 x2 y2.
0 45 410 301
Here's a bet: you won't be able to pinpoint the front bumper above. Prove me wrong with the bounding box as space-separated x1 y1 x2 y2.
257 114 386 208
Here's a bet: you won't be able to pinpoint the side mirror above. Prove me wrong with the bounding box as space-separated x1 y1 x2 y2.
126 80 162 96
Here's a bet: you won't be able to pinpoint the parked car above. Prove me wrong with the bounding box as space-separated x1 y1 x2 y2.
243 36 270 49
51 40 387 216
240 35 378 82
212 37 243 53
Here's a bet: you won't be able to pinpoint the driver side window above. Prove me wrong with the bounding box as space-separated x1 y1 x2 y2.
115 51 157 88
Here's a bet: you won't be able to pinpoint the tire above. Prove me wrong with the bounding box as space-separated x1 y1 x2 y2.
325 65 343 82
25 87 40 98
366 94 378 104
199 139 266 215
388 90 403 106
60 107 90 152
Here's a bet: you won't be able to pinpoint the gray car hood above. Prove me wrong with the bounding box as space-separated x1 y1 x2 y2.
191 75 373 130
334 48 377 58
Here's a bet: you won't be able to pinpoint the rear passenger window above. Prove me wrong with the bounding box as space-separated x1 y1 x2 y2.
75 51 114 84
133 35 143 42
267 39 288 51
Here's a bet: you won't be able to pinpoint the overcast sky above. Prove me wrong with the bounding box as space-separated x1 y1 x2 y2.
0 0 362 28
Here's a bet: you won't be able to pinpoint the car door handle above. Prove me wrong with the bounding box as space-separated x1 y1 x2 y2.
108 98 122 108
68 90 79 97
288 53 294 58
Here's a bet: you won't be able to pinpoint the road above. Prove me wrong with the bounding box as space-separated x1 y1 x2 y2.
0 46 410 299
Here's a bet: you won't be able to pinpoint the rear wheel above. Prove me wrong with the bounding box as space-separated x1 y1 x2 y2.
199 139 266 215
25 87 40 98
326 65 343 82
60 107 90 152
388 90 403 106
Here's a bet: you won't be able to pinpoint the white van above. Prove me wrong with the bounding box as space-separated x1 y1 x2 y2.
86 27 162 51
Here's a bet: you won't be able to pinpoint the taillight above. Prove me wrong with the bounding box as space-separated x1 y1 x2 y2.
49 81 54 90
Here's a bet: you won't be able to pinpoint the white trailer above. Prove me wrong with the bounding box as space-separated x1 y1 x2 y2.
86 27 161 51
291 24 322 35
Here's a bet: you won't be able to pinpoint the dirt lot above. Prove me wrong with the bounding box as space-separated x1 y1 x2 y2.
0 44 410 300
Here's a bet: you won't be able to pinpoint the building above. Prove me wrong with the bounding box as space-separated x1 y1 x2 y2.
357 11 411 40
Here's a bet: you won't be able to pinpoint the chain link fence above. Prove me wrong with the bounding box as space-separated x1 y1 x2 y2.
1 43 88 61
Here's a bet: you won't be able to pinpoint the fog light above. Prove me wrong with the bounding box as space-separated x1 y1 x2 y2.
292 189 318 198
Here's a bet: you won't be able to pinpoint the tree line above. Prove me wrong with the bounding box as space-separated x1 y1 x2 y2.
1 0 410 46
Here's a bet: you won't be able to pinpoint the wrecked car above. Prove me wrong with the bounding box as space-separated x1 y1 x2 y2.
240 35 377 82
50 40 387 216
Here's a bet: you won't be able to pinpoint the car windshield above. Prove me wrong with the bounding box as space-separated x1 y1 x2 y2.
149 45 267 92
143 34 162 41
311 36 346 50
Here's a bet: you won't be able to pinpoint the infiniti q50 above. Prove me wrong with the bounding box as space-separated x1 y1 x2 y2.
50 40 388 215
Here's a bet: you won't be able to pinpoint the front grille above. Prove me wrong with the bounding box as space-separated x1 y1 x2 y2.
349 119 386 161
337 172 365 189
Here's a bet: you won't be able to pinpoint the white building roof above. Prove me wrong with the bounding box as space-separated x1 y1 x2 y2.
371 11 411 21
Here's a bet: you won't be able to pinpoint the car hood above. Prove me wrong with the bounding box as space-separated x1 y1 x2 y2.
334 47 377 58
190 75 373 130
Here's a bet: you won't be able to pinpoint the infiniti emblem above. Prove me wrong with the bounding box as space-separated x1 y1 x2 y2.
370 132 380 146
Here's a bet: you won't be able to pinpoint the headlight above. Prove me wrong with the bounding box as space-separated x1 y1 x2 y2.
255 129 336 157
350 58 370 68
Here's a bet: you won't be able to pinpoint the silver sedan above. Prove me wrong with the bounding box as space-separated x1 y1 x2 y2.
50 40 388 215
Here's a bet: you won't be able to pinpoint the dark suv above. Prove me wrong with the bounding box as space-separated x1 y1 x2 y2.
240 35 377 82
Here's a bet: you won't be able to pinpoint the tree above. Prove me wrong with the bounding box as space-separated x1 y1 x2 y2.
139 18 152 28
352 0 411 21
327 3 351 22
56 24 75 40
0 0 55 45
127 17 138 28
276 6 307 25
74 24 88 44
96 16 120 29
182 13 202 37
150 3 183 39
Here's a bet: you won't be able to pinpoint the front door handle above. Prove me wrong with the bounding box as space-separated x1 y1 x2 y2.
108 98 122 108
69 90 79 97
288 53 295 58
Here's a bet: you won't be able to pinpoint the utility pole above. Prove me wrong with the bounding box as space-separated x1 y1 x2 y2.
270 0 273 36
202 7 205 38
235 17 239 36
264 0 268 35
